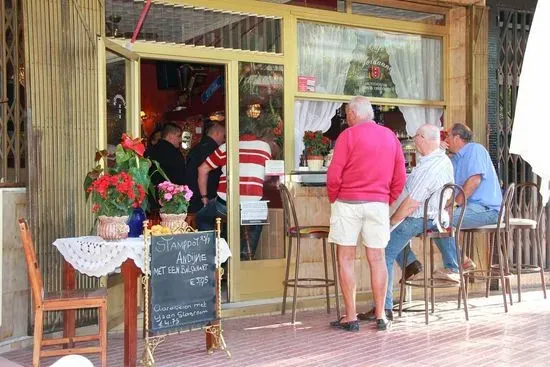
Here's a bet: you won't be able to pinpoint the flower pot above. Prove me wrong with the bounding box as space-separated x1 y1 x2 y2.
307 155 324 171
160 213 188 233
97 215 129 241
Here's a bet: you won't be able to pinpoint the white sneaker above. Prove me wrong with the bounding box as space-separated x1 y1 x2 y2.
433 268 460 283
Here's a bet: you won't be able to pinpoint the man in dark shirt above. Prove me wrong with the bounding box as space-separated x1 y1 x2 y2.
185 121 225 213
147 122 186 189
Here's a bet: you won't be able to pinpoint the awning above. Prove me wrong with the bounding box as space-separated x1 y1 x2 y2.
510 0 550 204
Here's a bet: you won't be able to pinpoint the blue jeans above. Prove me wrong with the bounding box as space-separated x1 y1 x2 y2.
384 217 432 310
196 198 227 231
196 198 263 259
398 203 500 273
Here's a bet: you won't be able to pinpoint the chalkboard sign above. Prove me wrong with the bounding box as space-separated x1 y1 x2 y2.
149 231 217 335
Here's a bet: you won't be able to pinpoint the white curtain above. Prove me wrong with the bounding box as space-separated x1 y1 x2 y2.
384 34 443 136
294 23 357 165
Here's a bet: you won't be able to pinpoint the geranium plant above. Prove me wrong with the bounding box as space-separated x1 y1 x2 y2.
157 181 193 214
303 130 330 157
84 133 166 212
87 172 146 217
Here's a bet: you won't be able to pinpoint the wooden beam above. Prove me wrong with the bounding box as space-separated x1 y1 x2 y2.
352 0 451 14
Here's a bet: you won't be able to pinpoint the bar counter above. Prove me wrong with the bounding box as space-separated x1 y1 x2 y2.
285 180 471 300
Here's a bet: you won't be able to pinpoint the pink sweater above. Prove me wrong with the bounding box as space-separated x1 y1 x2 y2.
326 121 406 204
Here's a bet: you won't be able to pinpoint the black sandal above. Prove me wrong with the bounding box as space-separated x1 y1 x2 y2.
329 317 359 332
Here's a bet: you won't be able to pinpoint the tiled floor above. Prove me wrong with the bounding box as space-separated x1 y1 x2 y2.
2 290 549 367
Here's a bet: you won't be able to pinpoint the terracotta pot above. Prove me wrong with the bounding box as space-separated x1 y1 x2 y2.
97 215 129 241
160 213 188 233
307 155 324 171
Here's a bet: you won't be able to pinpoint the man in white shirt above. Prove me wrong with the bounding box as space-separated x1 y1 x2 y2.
357 124 454 323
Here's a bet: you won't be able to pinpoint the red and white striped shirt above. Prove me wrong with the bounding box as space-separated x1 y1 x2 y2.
205 134 272 201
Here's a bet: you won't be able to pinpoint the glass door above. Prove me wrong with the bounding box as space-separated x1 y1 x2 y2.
231 61 287 301
99 37 141 149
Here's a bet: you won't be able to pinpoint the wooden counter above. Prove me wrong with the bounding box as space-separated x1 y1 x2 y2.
284 183 488 300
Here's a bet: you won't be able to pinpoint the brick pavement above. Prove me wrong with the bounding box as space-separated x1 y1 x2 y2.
2 290 549 367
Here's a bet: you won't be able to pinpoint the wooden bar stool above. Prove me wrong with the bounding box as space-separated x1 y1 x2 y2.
279 184 340 324
398 184 468 324
510 182 547 302
19 219 108 367
461 183 515 313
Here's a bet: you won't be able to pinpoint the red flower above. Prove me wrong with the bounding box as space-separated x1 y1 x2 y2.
121 133 146 157
303 130 330 156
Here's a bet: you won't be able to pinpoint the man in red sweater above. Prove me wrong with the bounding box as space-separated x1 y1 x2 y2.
327 96 406 331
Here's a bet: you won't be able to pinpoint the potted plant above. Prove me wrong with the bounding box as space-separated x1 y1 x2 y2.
87 172 146 240
303 130 331 170
85 133 165 239
157 181 193 232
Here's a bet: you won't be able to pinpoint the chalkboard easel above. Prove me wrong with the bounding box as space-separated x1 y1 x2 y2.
140 219 230 366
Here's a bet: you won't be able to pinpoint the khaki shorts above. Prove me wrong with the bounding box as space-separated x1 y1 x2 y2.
328 201 390 248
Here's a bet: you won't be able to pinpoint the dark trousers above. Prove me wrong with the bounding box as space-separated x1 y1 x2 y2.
196 198 263 260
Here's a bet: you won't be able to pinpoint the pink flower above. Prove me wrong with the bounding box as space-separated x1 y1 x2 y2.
164 193 173 201
184 190 193 201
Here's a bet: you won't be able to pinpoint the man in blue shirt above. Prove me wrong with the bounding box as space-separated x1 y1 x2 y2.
398 123 503 282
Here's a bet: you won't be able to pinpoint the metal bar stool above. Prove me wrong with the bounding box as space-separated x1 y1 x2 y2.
279 183 340 324
398 184 468 324
510 182 547 302
461 183 515 313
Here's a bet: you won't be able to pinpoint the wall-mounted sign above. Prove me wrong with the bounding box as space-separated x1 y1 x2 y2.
298 76 316 92
265 160 285 176
240 200 269 225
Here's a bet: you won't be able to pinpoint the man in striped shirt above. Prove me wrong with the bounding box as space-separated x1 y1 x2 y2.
196 130 272 259
357 124 454 322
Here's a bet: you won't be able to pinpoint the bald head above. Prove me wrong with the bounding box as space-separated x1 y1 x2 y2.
414 124 441 155
207 122 225 145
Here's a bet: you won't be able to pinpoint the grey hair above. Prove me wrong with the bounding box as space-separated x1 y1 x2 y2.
451 123 473 142
348 96 374 121
417 124 440 141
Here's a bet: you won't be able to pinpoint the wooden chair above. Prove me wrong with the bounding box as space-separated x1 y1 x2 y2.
18 218 107 367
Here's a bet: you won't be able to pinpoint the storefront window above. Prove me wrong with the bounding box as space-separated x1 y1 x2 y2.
259 0 345 12
297 21 443 101
294 101 443 168
238 62 284 261
351 3 445 25
105 0 282 53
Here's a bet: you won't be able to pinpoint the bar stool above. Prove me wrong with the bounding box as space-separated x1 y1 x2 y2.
510 182 547 302
461 183 515 313
398 184 467 324
278 183 340 324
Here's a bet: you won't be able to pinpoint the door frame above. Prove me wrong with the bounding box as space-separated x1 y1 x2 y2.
102 38 289 302
98 36 141 151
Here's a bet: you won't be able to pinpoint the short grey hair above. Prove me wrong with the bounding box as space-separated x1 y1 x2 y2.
417 124 440 142
451 123 473 142
348 96 374 121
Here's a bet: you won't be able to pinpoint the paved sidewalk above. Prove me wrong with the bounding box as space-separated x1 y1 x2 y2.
2 290 549 367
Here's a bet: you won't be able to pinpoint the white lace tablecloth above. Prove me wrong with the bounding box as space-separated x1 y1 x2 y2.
53 236 145 277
